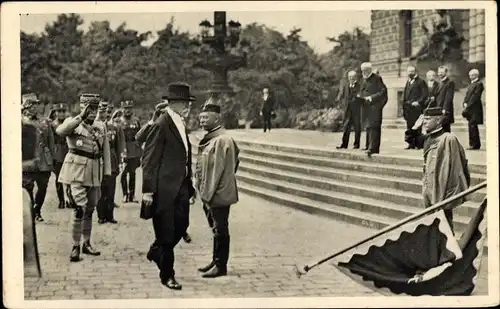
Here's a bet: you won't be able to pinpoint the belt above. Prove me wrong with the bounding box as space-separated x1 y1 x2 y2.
69 149 103 159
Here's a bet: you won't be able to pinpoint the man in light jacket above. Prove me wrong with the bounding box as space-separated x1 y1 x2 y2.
195 103 240 278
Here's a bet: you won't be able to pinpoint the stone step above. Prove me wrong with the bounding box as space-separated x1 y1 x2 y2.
239 153 487 207
234 140 487 175
238 161 483 219
237 179 488 255
382 124 487 136
234 144 486 184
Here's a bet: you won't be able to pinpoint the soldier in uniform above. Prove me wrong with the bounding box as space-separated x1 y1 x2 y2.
56 93 111 262
119 101 142 203
21 93 56 222
49 103 69 209
97 101 125 224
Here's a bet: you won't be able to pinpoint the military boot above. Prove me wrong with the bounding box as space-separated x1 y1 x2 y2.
70 245 81 262
202 236 229 278
82 241 101 256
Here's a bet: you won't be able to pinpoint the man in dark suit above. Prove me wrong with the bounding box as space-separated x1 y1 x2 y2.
425 70 439 109
141 83 196 290
336 70 363 149
260 87 275 133
435 66 455 133
403 66 429 149
462 69 484 150
358 62 388 157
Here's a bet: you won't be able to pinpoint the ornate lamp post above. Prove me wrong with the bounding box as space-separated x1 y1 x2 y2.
198 11 248 97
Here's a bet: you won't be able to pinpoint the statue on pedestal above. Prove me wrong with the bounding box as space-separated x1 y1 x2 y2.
411 10 465 61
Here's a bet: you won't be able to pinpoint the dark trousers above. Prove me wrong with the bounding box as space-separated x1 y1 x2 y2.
97 173 118 221
151 179 190 278
468 122 481 149
53 161 64 204
120 158 140 197
262 112 272 132
365 127 381 153
203 204 231 267
341 107 361 148
23 171 51 214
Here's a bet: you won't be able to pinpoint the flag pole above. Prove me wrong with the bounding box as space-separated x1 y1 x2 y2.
294 181 487 278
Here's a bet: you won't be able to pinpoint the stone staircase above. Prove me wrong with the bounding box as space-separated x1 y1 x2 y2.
190 132 488 255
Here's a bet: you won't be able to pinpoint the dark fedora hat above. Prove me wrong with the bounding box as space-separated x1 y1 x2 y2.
163 83 196 102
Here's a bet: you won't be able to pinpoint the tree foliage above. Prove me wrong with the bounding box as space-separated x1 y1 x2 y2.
21 14 370 126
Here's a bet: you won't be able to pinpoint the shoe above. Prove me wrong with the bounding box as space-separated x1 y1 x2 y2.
35 214 44 222
352 145 360 149
107 219 118 224
129 193 138 203
404 145 415 150
198 237 216 272
336 145 347 149
114 203 120 208
162 277 182 290
70 245 81 262
82 241 101 256
58 202 65 209
198 261 215 273
183 233 192 243
202 265 227 278
362 147 368 151
98 218 107 224
122 195 129 203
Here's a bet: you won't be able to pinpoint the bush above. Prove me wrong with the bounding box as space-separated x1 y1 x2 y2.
294 108 344 132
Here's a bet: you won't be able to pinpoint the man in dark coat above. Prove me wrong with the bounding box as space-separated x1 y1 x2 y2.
260 87 275 133
403 66 429 149
336 70 363 149
435 66 455 133
462 69 484 150
141 83 196 290
425 70 440 109
358 62 388 157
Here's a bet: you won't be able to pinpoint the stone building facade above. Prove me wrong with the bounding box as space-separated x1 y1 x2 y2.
370 9 485 119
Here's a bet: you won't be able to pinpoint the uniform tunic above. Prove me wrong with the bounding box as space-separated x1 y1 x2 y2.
56 116 111 187
119 116 142 159
23 116 55 172
106 120 125 174
51 118 69 163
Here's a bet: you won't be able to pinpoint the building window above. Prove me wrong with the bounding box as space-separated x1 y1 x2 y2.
399 10 413 58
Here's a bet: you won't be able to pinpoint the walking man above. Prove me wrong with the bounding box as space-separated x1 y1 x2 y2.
21 93 55 222
97 101 125 224
435 66 455 133
50 103 69 208
462 69 484 150
141 83 196 290
336 70 362 149
119 101 142 203
56 94 111 262
358 62 388 157
413 107 470 233
195 103 240 278
402 66 428 149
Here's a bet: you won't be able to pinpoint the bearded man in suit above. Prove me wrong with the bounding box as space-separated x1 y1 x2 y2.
402 66 429 149
435 66 455 133
425 70 439 109
141 83 196 290
336 70 363 149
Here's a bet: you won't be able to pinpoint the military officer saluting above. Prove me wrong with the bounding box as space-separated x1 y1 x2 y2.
21 93 56 222
118 100 142 203
49 103 70 209
56 93 111 262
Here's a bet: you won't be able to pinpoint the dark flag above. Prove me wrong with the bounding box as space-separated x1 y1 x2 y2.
331 199 487 296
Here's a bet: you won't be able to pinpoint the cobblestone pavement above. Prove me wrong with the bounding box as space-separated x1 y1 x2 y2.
25 169 489 300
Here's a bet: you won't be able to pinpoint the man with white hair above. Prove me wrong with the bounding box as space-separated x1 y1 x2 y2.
358 62 388 157
336 70 363 149
435 66 455 133
425 70 439 108
402 66 428 149
462 69 484 150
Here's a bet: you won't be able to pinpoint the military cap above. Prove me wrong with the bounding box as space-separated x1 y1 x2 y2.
201 103 221 114
121 100 134 108
52 103 67 111
21 93 40 110
79 93 101 105
423 107 444 117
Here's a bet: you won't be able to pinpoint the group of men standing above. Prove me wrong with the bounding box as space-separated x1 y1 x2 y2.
336 62 484 155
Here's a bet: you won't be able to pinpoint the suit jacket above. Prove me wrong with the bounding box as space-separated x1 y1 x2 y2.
141 112 195 215
261 95 275 114
337 81 362 114
462 80 484 125
425 81 440 109
403 76 428 119
435 77 455 124
56 116 111 187
359 73 388 128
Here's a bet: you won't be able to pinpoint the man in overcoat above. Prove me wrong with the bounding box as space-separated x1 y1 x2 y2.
56 94 111 262
462 69 484 150
50 103 69 208
21 93 56 222
195 103 240 278
435 66 455 133
358 62 388 157
119 100 142 203
402 66 429 149
336 70 363 149
260 87 275 133
141 83 196 290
